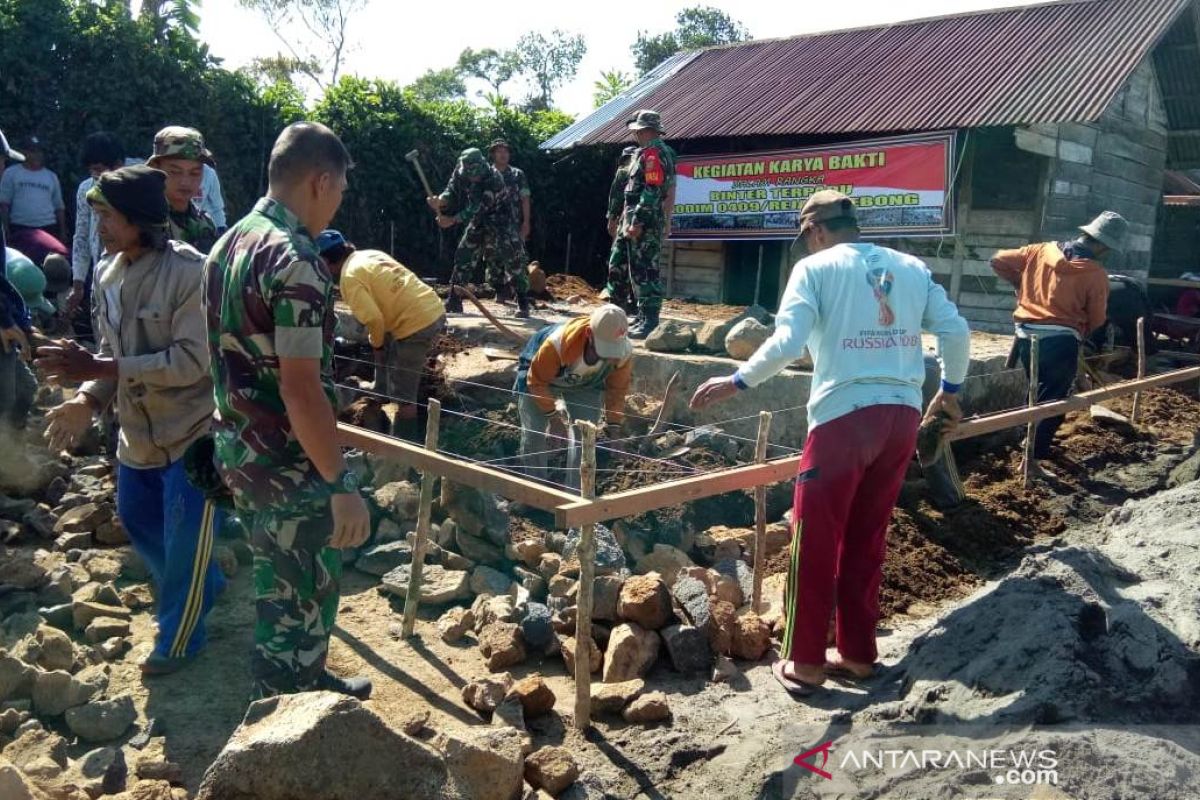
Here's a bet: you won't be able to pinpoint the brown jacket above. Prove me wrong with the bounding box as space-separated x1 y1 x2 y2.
81 241 213 469
991 242 1109 337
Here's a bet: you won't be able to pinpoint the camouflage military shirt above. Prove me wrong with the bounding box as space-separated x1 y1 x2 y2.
623 138 678 230
440 164 511 230
496 165 530 228
202 197 336 512
608 164 631 221
170 199 218 255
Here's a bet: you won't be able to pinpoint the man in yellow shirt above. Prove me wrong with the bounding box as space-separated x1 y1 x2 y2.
316 230 445 440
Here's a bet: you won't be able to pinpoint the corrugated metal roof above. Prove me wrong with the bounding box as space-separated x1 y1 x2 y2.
543 0 1191 149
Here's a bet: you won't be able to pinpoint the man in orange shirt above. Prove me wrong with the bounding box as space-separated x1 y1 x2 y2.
991 211 1126 475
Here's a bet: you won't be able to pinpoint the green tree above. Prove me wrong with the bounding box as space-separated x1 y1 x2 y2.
238 0 366 90
515 29 586 110
407 67 466 102
632 5 749 74
140 0 202 41
592 69 632 108
456 47 521 96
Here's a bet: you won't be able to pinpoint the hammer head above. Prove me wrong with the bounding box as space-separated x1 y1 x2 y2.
405 149 420 162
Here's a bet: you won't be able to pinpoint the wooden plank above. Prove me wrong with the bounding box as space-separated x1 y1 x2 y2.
402 399 441 637
674 250 726 269
751 412 771 613
555 455 803 528
1023 336 1039 488
948 366 1200 441
1146 277 1200 289
1132 318 1146 423
337 423 580 510
675 240 724 253
573 422 598 732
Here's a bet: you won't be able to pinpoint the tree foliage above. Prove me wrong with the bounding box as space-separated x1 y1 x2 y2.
407 67 467 102
238 0 365 90
592 69 633 108
515 29 586 110
456 47 521 96
632 5 749 74
140 0 201 42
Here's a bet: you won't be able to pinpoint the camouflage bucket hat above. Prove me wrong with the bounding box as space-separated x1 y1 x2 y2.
627 110 664 133
458 147 488 178
147 126 215 167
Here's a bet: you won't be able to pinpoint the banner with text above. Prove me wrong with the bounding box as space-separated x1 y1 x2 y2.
669 132 956 240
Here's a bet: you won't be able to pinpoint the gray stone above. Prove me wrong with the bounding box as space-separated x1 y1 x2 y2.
0 651 35 702
694 305 771 353
32 669 99 716
355 541 413 577
85 616 131 643
196 692 465 800
70 745 128 796
373 481 421 520
441 482 509 544
661 624 713 673
672 575 712 629
22 507 56 540
456 528 505 565
380 564 470 605
35 625 75 671
54 502 111 535
724 317 773 360
73 600 131 630
1167 449 1200 489
592 575 624 622
714 559 754 607
470 565 513 597
38 602 74 632
563 524 625 574
644 321 695 353
0 548 48 591
513 566 546 600
519 602 554 652
475 595 517 631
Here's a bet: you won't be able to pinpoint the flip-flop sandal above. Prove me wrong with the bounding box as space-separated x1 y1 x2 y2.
824 661 877 681
773 660 818 696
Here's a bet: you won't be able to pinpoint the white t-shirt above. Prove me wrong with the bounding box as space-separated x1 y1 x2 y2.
0 164 64 227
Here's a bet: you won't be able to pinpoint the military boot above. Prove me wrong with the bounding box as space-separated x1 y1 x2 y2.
514 293 532 319
629 308 660 340
444 287 464 314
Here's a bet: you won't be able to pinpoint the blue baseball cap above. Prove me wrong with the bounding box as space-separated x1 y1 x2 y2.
315 229 346 254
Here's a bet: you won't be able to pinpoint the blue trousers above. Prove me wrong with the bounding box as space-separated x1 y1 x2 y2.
117 459 226 658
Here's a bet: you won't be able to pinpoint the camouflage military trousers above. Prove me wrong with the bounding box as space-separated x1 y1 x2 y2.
606 227 664 313
453 223 529 295
247 500 342 699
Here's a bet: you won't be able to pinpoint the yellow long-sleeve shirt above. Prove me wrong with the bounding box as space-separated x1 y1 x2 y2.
339 249 444 348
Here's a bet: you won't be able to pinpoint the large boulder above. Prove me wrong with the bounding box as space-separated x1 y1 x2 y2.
355 541 413 577
562 525 625 575
644 321 695 353
440 483 509 544
661 624 713 673
455 527 505 566
197 692 463 800
616 574 673 630
380 564 469 605
694 305 771 353
602 623 660 683
724 317 773 360
372 481 421 520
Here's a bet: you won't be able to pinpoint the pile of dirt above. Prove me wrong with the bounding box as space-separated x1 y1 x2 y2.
438 408 520 461
662 298 748 323
546 274 600 304
1108 385 1200 443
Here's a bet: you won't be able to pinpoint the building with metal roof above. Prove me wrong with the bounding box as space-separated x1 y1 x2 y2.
545 0 1200 332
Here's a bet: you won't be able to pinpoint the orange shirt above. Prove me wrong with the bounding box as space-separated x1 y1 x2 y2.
991 242 1109 337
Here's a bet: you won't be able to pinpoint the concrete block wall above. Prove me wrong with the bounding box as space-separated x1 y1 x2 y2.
1021 59 1169 277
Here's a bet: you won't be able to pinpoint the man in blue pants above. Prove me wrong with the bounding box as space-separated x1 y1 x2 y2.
38 165 224 674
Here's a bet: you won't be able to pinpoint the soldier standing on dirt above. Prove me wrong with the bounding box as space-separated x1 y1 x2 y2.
606 145 637 239
428 147 531 318
606 110 676 339
204 122 373 701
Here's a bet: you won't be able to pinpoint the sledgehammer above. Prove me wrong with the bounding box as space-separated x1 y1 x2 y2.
405 149 435 197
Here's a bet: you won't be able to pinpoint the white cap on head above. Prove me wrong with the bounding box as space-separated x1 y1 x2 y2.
589 304 633 360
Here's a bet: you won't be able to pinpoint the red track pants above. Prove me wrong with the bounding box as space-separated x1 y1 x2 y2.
782 404 920 666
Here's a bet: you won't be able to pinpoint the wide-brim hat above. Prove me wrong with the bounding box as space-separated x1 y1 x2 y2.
147 125 215 167
1079 210 1129 252
627 110 664 133
487 139 511 154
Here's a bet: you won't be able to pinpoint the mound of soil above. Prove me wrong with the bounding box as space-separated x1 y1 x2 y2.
546 274 601 303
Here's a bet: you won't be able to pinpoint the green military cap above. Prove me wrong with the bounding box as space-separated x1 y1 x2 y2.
487 139 510 154
626 110 664 133
147 126 215 167
458 147 489 177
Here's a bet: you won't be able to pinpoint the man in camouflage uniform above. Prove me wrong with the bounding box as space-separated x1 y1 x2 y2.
428 147 530 318
203 121 372 701
489 138 532 244
606 110 677 339
147 126 218 254
606 145 637 239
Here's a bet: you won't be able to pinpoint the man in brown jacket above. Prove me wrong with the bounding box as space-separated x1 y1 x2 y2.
37 165 224 675
991 211 1126 475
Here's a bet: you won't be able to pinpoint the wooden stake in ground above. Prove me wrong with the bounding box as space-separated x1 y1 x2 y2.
573 421 598 731
402 399 442 637
751 411 772 613
1023 335 1039 489
1132 317 1146 424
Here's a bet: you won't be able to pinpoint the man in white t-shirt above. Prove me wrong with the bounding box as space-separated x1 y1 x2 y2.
0 137 69 267
198 164 227 232
691 190 970 697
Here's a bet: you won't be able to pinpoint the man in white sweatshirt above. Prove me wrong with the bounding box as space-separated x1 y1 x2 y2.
691 190 970 694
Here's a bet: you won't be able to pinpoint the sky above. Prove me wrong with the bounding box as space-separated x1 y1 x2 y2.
195 0 1050 117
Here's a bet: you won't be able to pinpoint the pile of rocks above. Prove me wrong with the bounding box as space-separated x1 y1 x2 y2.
643 306 809 367
0 452 248 800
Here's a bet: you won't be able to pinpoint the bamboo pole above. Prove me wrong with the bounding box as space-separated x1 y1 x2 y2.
573 421 598 732
401 399 441 637
1023 336 1039 488
1132 317 1146 424
751 411 772 613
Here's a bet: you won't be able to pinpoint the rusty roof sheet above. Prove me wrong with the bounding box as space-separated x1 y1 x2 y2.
543 0 1191 149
